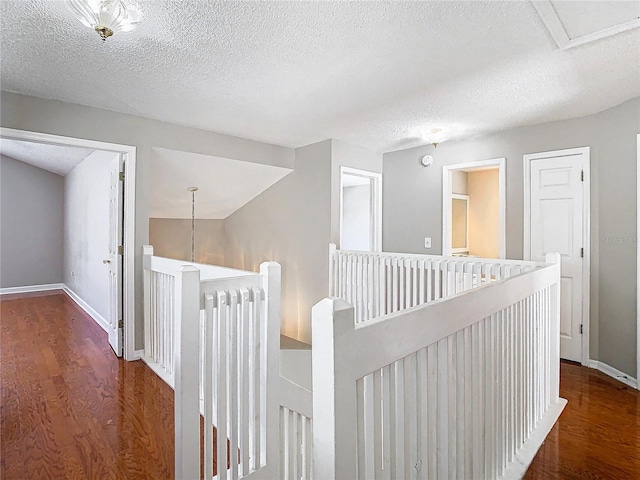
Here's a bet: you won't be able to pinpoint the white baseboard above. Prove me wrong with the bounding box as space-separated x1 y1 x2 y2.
62 285 111 336
133 349 145 360
589 360 638 389
0 283 65 295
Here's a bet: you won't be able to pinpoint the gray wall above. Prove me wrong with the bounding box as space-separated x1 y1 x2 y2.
63 150 117 320
383 97 640 377
149 139 382 345
0 154 64 288
149 218 225 265
224 140 333 344
1 91 294 349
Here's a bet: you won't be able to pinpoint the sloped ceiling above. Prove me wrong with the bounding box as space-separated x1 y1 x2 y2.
1 1 638 152
0 138 95 175
150 148 292 219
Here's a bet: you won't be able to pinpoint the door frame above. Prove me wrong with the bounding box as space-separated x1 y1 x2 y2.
523 146 590 366
0 127 137 361
339 166 382 251
637 134 640 387
442 157 506 257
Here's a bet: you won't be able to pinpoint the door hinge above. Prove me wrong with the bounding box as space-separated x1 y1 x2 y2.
580 324 583 335
119 171 125 181
581 170 584 182
118 319 124 329
118 245 124 255
580 247 584 258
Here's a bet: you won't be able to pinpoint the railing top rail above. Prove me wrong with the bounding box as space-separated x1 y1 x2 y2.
146 254 258 281
331 244 548 268
322 260 560 381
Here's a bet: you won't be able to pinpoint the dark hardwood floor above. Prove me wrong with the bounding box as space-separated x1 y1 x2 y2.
525 361 640 479
1 292 175 480
2 292 639 479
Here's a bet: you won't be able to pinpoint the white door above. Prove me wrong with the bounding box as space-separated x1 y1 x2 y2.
106 155 124 356
525 148 588 363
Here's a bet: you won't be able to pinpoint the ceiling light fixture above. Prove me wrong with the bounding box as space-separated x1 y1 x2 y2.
65 0 142 42
422 127 451 148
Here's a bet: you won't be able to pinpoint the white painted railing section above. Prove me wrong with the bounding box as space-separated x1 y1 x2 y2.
329 243 544 324
143 246 284 480
315 250 565 480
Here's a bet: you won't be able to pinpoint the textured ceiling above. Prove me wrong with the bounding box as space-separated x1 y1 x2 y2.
150 148 292 219
0 138 95 175
1 1 639 152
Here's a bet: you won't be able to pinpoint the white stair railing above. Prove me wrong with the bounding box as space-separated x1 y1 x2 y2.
329 244 547 324
313 252 565 480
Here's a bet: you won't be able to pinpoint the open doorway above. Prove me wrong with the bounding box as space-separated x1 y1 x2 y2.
339 166 382 251
442 158 506 258
0 128 136 360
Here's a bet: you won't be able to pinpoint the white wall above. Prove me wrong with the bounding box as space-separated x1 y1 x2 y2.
63 150 118 322
0 154 64 288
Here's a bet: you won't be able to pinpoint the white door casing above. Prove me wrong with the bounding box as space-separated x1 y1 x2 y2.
107 155 124 356
524 147 590 364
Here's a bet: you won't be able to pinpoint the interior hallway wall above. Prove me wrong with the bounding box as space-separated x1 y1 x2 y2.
149 218 225 265
383 96 640 378
1 91 295 349
0 154 64 288
224 140 332 344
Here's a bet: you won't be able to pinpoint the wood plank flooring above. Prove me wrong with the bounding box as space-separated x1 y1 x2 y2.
2 293 639 479
524 361 640 479
1 292 175 479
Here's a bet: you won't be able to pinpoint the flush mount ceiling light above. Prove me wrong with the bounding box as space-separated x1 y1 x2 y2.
422 127 451 148
65 0 142 42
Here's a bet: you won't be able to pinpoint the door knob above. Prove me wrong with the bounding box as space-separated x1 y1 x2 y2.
103 259 111 264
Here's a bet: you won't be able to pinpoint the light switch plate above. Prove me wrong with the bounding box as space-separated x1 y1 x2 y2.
424 237 432 248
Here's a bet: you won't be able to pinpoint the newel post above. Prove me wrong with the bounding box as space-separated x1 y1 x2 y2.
142 245 153 360
174 265 201 480
261 262 281 475
312 297 357 480
545 252 562 402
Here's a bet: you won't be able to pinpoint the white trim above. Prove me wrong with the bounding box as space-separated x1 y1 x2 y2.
500 399 567 480
531 0 570 48
0 127 137 361
523 147 591 367
0 283 65 295
637 133 640 388
63 284 112 335
339 166 382 251
532 0 640 50
589 360 638 390
134 349 145 360
442 157 506 258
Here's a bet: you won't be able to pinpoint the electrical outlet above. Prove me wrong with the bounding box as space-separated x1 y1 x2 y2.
424 237 432 249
